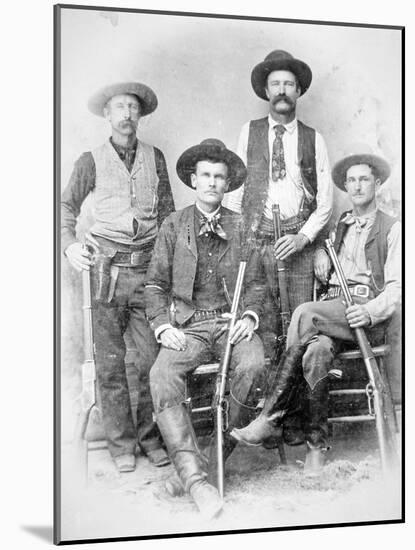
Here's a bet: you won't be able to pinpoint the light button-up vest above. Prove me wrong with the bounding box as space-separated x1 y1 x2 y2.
90 140 159 245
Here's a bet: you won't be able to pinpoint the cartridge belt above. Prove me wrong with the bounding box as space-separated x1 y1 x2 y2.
188 307 230 325
324 284 374 301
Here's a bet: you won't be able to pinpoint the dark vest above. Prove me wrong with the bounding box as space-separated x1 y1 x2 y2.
242 117 317 233
334 209 398 296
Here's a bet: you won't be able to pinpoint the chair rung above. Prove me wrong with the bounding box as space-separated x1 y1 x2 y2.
191 406 212 414
193 357 272 377
193 363 219 376
328 414 375 423
337 344 390 361
329 389 366 396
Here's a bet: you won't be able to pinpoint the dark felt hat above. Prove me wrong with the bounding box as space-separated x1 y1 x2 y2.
176 139 247 192
251 50 312 100
88 81 158 117
332 144 391 190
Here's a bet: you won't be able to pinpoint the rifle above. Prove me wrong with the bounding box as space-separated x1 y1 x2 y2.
325 238 399 474
73 263 97 484
272 204 291 361
208 245 252 499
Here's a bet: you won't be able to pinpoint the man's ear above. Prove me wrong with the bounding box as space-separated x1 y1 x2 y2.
190 173 197 189
265 87 270 100
224 179 230 193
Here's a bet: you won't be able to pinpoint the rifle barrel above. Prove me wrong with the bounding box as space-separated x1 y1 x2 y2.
325 238 398 473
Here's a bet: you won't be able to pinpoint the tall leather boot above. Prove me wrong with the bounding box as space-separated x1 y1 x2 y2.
303 378 329 476
156 403 223 519
230 344 306 446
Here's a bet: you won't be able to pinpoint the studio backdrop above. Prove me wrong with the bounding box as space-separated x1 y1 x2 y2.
55 4 403 545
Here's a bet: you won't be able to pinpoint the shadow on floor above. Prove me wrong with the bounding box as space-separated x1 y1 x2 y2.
21 525 53 543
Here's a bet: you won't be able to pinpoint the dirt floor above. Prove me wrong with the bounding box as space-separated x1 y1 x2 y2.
59 420 402 543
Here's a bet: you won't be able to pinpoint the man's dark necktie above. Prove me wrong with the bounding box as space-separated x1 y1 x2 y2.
198 213 228 240
272 124 286 181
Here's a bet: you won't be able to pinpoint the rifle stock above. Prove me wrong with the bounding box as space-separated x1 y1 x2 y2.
325 239 399 473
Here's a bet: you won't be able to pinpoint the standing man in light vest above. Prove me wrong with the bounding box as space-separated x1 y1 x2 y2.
61 82 175 472
224 50 333 358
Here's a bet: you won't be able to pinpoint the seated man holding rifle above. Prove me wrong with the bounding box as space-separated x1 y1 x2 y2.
145 139 267 518
231 144 401 475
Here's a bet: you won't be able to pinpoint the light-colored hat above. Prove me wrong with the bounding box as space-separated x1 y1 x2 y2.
332 143 391 190
87 81 158 117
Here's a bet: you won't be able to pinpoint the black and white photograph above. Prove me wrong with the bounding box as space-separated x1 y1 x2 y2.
55 3 403 545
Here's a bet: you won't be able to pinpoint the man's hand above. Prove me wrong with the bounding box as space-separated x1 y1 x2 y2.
345 304 371 328
274 233 309 261
314 248 331 284
229 316 255 345
160 327 187 351
65 242 93 271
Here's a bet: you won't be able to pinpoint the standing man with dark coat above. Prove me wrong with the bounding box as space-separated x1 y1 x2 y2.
145 139 266 518
231 145 401 474
61 82 175 472
223 50 333 346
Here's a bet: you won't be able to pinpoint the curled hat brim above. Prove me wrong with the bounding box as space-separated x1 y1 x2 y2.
88 82 158 117
176 144 247 193
332 154 391 190
251 58 312 100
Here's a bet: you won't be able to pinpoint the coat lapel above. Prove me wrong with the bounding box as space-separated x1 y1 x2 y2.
217 207 235 262
184 205 198 258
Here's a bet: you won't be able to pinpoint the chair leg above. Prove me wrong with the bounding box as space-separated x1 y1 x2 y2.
378 357 399 433
277 440 287 465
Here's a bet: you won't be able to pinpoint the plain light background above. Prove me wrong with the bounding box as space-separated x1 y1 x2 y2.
1 0 411 549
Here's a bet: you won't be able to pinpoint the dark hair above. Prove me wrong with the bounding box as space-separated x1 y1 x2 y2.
368 164 381 180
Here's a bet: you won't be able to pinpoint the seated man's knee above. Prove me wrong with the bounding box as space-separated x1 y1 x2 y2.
290 301 316 326
234 337 265 377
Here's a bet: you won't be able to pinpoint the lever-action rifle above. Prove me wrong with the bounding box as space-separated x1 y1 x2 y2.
208 244 252 499
73 262 98 483
325 238 399 474
272 204 291 361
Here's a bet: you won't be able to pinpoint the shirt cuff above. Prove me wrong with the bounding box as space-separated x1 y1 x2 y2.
242 310 259 331
154 323 174 342
298 230 312 245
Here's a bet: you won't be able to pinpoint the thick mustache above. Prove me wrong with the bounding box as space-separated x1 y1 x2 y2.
273 95 293 105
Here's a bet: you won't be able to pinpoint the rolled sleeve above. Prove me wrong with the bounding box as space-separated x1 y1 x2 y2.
299 132 333 243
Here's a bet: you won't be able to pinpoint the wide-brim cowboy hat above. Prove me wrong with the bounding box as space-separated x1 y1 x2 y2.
88 81 158 117
251 50 312 100
332 144 391 190
176 138 247 192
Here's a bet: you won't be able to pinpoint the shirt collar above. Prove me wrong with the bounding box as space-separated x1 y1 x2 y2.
110 136 138 154
195 203 221 221
349 208 377 222
268 115 297 135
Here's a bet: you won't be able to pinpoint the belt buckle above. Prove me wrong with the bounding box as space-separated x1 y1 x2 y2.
131 251 141 265
355 285 369 298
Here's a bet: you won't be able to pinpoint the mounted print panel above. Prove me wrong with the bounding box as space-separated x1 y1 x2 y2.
55 4 403 545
